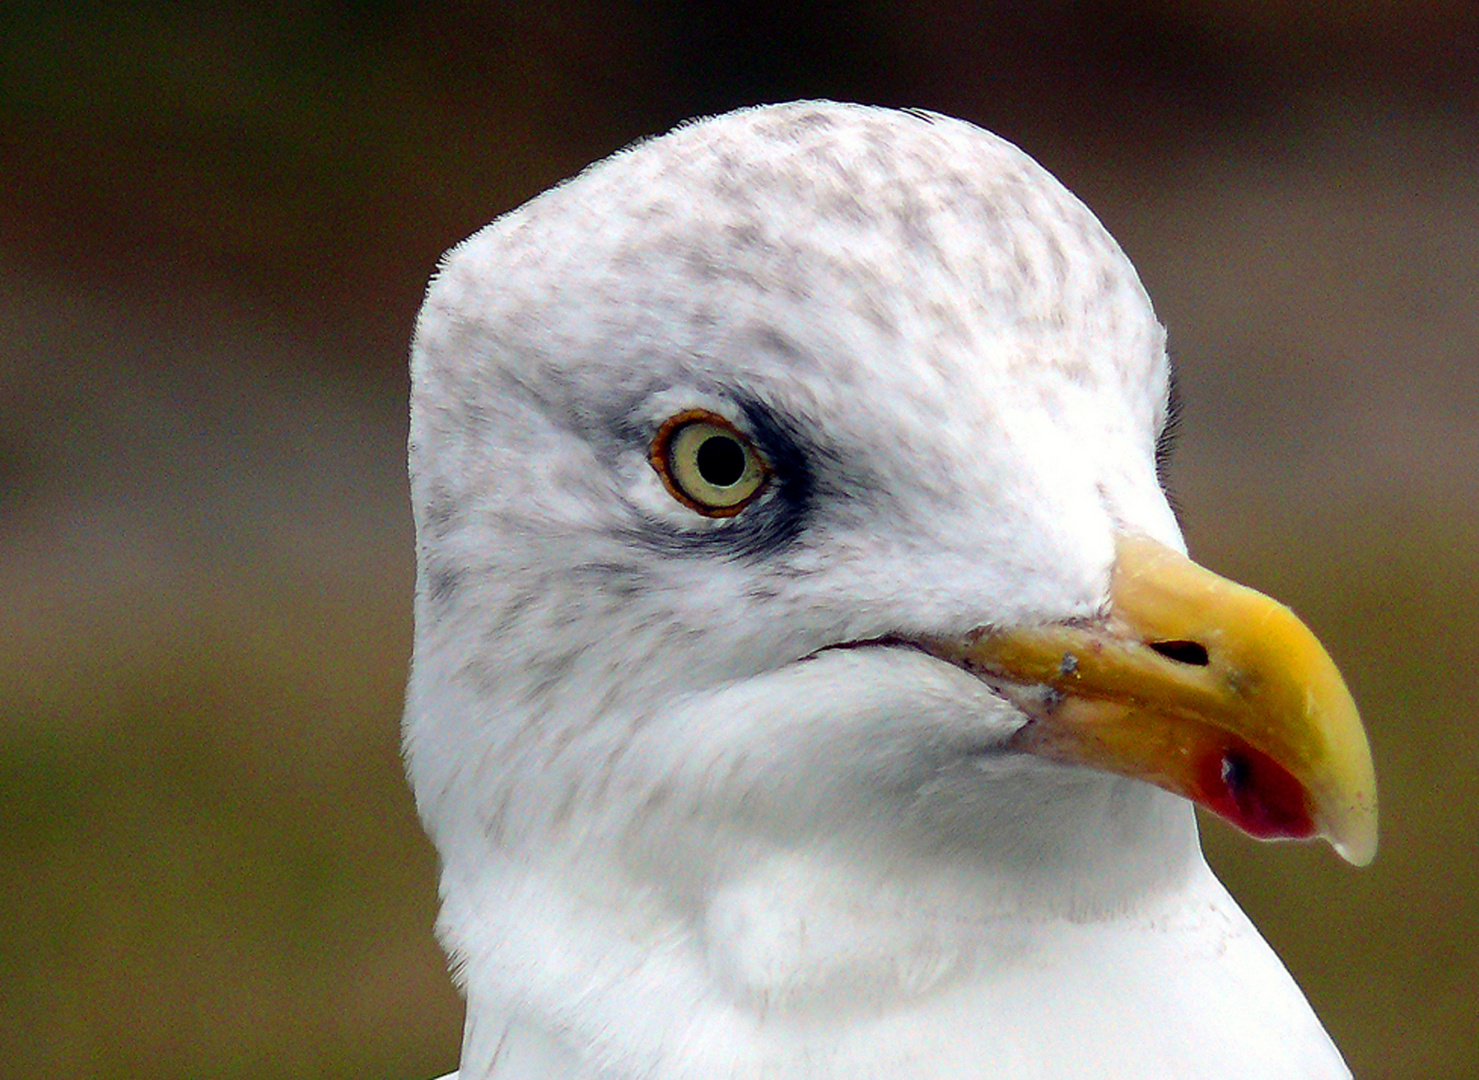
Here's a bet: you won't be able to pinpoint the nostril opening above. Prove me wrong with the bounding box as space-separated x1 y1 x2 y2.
1149 639 1210 666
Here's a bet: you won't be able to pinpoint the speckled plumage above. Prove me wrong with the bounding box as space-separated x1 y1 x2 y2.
405 102 1349 1080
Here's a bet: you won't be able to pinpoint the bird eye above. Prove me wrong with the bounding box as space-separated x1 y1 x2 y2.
650 410 769 516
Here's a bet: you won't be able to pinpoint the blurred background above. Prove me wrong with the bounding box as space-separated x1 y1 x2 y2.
2 2 1476 1078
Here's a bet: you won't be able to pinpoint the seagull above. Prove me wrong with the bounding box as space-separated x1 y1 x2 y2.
403 101 1377 1080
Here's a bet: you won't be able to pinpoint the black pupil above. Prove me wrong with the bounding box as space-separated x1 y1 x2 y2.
696 435 746 487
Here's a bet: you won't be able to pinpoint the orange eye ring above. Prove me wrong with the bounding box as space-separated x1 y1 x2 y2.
649 409 770 517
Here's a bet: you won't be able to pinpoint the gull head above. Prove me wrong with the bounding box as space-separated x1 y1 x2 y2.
403 102 1374 1077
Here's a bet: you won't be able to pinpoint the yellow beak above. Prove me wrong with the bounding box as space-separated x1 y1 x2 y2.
933 534 1378 866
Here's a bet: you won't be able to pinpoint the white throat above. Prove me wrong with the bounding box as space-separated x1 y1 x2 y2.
432 777 1339 1080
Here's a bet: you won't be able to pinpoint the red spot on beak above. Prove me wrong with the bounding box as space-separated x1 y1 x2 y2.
1195 741 1315 841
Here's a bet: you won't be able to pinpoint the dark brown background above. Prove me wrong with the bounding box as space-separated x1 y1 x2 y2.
3 4 1477 1078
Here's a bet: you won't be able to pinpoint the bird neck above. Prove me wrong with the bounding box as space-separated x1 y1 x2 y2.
436 781 1217 1080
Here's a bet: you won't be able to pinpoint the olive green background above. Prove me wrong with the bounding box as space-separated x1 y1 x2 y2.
2 4 1476 1078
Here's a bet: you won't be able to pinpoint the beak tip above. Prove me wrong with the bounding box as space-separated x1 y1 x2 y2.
1329 806 1378 867
1333 837 1377 868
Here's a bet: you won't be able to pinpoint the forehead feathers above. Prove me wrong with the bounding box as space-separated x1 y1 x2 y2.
415 100 1165 438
